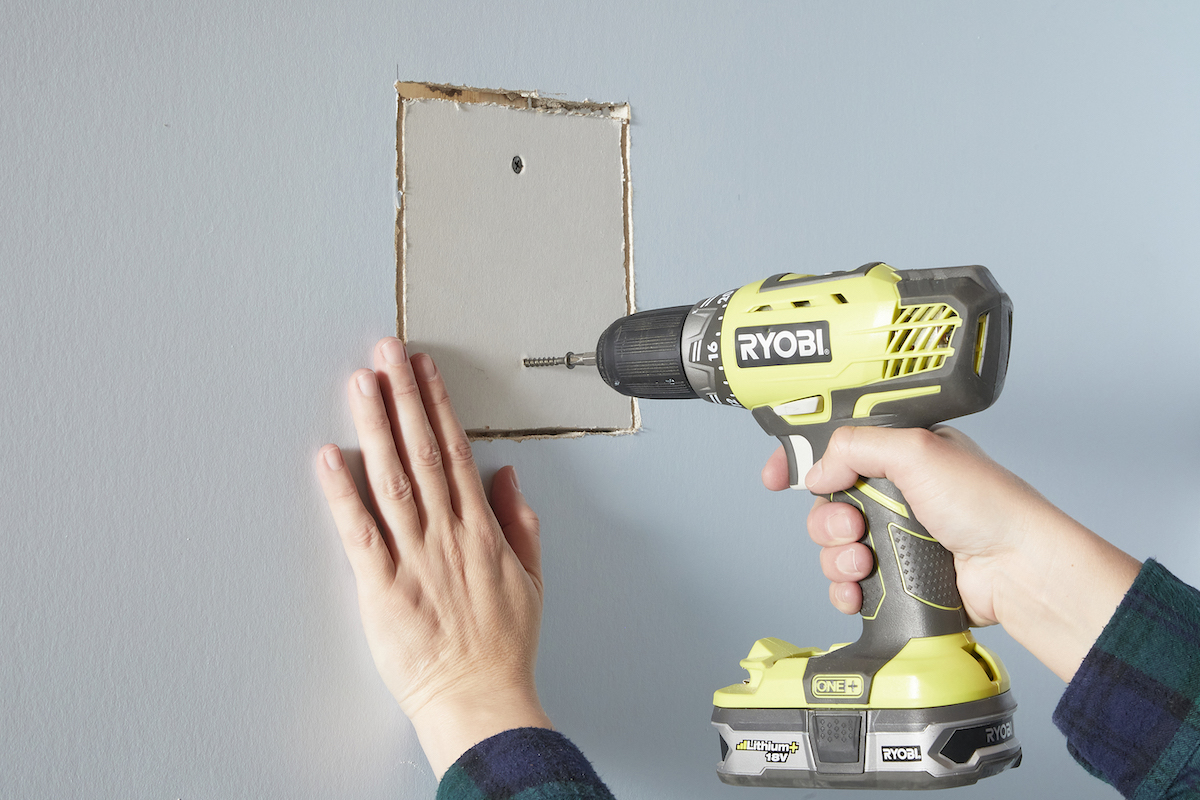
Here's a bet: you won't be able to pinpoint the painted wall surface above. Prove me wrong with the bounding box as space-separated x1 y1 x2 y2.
3 3 1198 798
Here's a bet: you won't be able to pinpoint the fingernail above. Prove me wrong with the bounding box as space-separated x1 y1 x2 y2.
804 460 823 490
509 468 521 493
382 338 406 366
415 355 437 380
832 509 855 542
357 371 380 397
836 548 858 575
323 446 344 471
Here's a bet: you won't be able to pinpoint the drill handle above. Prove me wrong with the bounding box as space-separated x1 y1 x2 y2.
835 476 968 646
791 475 970 705
764 423 968 640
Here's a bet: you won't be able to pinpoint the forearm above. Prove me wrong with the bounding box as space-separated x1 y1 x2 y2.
991 504 1141 682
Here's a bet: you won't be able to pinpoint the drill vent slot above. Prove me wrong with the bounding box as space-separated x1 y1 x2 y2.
974 313 990 375
883 304 961 379
752 304 774 312
792 300 811 308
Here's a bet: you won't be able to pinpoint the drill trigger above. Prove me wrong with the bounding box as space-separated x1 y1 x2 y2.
778 434 813 489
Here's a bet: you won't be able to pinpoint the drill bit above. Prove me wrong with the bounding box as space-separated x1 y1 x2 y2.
522 351 596 369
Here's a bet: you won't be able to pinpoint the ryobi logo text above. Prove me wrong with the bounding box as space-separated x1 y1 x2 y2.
735 322 832 368
881 745 922 763
986 720 1013 744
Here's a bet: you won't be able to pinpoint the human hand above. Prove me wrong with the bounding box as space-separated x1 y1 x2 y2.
762 425 1140 681
316 337 551 777
762 426 1038 628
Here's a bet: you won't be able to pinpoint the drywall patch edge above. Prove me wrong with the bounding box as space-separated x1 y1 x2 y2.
395 81 631 120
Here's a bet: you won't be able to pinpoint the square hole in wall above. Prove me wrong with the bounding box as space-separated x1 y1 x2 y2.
396 82 637 438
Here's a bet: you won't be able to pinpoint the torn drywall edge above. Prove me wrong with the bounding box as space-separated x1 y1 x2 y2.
621 106 635 318
464 403 639 442
391 93 413 349
395 81 631 120
395 80 639 440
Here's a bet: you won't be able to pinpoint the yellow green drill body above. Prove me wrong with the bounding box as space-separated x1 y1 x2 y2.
528 262 1020 789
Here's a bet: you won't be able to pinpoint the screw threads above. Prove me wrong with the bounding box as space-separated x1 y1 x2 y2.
522 352 596 369
523 356 564 368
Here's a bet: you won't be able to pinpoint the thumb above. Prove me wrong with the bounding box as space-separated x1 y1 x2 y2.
491 466 543 591
805 426 946 494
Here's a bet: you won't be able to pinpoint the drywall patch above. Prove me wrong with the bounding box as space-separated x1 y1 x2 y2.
396 82 636 439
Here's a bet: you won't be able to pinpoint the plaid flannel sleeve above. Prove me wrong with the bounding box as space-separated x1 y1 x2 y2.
1053 559 1200 799
436 727 616 800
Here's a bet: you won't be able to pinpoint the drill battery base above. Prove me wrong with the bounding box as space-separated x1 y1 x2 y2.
712 633 1021 789
713 693 1020 790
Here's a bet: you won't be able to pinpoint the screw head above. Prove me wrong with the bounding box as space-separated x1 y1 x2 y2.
511 155 524 174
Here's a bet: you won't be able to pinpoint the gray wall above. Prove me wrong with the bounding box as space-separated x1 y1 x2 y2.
4 2 1198 798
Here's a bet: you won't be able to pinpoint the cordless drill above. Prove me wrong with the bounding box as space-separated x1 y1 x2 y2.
524 262 1020 790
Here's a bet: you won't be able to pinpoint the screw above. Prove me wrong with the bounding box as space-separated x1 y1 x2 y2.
512 155 524 174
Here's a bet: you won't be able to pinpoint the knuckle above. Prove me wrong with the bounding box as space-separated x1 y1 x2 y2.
362 410 393 434
343 518 381 552
828 426 857 458
905 427 944 461
393 376 423 401
378 470 414 503
409 439 442 470
443 436 475 466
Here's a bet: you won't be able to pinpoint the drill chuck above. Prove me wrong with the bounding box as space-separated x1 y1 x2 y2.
595 305 699 400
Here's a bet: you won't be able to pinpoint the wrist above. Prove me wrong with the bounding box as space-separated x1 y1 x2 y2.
990 506 1140 682
408 679 553 779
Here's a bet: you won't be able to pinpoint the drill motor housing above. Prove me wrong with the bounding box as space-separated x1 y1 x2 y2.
597 262 1012 483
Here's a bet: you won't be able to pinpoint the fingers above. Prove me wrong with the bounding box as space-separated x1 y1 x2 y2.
491 466 543 595
804 426 952 495
819 541 872 582
809 496 871 615
811 500 872 583
807 499 865 547
371 338 454 526
829 581 863 615
761 446 791 492
348 367 424 551
316 444 397 592
408 352 490 521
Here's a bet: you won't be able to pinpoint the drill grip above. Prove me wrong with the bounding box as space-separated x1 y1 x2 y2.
799 476 968 705
836 477 964 632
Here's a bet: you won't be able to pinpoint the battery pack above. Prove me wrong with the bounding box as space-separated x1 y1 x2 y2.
712 693 1020 790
